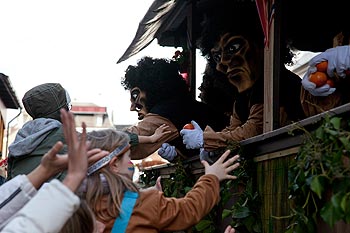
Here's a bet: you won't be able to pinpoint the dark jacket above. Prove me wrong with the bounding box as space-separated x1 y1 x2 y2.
7 83 70 181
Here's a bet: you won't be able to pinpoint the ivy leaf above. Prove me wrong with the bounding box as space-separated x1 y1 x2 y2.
310 175 326 199
315 127 324 139
320 202 337 227
331 191 343 211
330 117 341 130
195 220 213 231
222 209 232 219
325 128 339 136
340 193 349 213
339 136 350 151
232 205 250 219
320 192 343 227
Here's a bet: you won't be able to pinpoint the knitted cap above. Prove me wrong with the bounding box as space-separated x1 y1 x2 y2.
22 83 70 120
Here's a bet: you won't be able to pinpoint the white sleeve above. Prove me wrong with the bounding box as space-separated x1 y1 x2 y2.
0 175 37 225
1 179 80 233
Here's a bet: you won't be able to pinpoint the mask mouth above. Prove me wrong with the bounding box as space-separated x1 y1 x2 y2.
135 104 143 112
137 111 146 120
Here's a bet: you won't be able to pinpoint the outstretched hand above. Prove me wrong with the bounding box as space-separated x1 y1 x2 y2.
149 124 172 143
27 109 108 190
202 150 240 182
60 108 88 192
224 225 236 233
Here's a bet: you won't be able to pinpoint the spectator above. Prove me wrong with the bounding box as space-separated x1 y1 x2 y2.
7 83 72 180
77 126 240 232
0 109 108 233
82 128 164 191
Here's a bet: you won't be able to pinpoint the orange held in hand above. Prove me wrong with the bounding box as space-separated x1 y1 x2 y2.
309 71 328 87
326 79 335 88
316 61 328 73
183 123 194 130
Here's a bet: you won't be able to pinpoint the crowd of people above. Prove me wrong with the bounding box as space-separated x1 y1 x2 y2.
0 106 240 232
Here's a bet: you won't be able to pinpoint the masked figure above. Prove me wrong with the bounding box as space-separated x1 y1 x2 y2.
181 1 305 158
121 56 229 160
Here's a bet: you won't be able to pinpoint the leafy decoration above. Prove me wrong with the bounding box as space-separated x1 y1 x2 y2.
285 115 350 232
139 141 262 233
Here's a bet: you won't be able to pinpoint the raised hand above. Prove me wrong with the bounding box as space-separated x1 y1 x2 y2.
149 124 171 143
202 150 240 182
224 225 236 233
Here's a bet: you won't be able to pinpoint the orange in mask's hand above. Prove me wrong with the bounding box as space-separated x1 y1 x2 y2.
326 79 335 88
316 61 328 73
313 60 337 88
309 72 328 87
183 123 194 130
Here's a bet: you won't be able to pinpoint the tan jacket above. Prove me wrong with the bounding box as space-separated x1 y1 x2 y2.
99 174 220 233
125 113 179 160
203 103 263 151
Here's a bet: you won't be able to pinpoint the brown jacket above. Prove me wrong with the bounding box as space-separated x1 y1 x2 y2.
125 113 179 160
203 103 263 151
99 174 220 233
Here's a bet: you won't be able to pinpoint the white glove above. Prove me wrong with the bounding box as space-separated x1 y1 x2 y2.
302 45 350 96
158 143 177 161
301 73 335 96
309 45 350 79
180 120 203 149
199 148 214 164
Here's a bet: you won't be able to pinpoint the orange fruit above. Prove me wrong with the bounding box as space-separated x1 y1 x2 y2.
309 72 328 87
183 123 194 130
326 79 335 88
316 61 328 73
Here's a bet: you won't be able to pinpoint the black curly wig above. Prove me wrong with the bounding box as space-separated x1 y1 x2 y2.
121 56 190 111
196 0 295 65
198 62 237 117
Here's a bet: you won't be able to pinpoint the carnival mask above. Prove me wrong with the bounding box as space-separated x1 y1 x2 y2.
130 87 148 120
211 33 260 92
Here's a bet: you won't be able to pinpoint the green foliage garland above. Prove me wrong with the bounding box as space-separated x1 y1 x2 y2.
286 115 350 232
139 142 262 233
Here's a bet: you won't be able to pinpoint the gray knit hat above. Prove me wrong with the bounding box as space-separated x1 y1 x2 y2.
22 83 70 121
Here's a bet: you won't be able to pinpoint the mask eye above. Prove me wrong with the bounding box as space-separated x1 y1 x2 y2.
229 43 241 53
212 51 221 63
131 89 140 101
227 38 245 55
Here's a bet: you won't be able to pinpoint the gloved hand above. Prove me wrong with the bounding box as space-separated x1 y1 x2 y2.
301 74 335 96
302 45 350 97
309 45 350 79
158 143 177 161
199 148 214 164
180 120 203 149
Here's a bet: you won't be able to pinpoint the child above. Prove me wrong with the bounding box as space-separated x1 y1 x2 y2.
78 128 240 232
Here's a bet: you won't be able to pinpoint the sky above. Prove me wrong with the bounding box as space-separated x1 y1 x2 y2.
0 0 189 125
